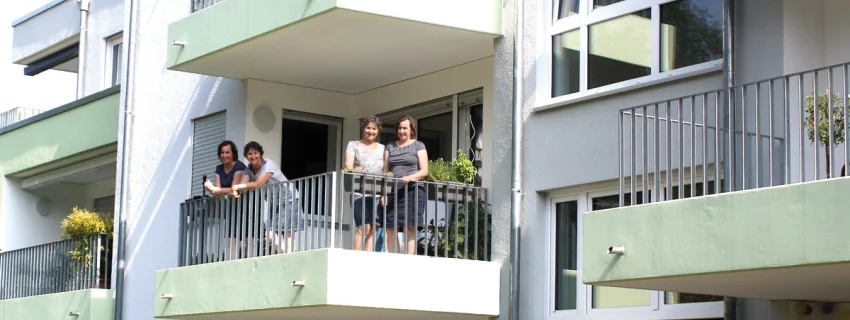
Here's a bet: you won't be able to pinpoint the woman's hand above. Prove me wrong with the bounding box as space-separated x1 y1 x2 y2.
230 188 241 199
401 175 411 184
204 181 220 194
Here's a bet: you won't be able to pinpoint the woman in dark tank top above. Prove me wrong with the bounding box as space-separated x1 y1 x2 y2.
203 140 249 260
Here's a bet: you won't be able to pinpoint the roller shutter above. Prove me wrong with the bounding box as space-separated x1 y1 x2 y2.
191 112 226 196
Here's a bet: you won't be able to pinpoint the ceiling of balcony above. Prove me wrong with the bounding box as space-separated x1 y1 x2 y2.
171 8 497 94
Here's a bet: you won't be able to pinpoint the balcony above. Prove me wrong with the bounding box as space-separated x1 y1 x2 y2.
583 62 850 302
0 234 114 319
0 86 119 178
12 0 80 75
167 0 501 94
154 172 498 319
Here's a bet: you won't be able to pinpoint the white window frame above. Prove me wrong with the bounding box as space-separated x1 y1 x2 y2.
546 186 724 320
104 33 124 88
536 0 724 112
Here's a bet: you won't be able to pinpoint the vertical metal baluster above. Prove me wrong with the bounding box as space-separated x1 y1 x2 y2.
630 109 636 204
654 104 660 200
666 102 673 198
678 99 684 199
690 96 696 197
844 65 849 177
814 71 821 180
769 80 775 187
741 85 748 190
799 75 806 183
784 76 791 185
755 82 761 188
642 106 648 204
463 186 470 258
702 94 708 195
452 184 459 258
828 68 835 179
618 111 624 206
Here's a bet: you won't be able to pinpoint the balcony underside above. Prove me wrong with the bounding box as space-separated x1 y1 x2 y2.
582 178 850 302
155 249 500 320
167 0 500 94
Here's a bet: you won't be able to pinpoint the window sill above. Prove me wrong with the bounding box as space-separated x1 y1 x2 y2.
533 60 723 113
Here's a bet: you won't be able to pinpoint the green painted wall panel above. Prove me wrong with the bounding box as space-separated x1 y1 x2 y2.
167 0 337 68
0 89 120 175
0 289 113 320
582 178 850 284
154 250 329 318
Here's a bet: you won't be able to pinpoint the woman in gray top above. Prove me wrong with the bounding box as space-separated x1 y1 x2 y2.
232 141 304 254
383 115 429 255
345 116 385 251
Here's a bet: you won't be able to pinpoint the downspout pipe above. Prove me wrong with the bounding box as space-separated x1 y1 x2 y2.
722 0 737 319
113 0 137 319
509 0 524 319
75 0 90 98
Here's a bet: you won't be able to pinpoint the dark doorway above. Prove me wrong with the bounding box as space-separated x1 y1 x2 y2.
280 118 330 179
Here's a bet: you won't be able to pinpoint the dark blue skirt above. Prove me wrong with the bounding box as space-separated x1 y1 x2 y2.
382 182 426 228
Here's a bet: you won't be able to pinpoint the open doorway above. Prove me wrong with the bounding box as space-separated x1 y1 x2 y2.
279 112 342 180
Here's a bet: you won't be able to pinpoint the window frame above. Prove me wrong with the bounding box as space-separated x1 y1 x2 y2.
537 0 724 111
546 186 724 320
104 32 124 88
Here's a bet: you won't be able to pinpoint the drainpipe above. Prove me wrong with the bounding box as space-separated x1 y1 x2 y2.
112 0 137 319
75 0 91 98
509 0 524 319
722 0 737 319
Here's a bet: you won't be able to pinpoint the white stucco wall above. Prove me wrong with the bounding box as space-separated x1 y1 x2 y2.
82 0 125 94
2 179 86 251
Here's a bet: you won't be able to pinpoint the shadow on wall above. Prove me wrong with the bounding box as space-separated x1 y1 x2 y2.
3 180 88 250
124 76 235 272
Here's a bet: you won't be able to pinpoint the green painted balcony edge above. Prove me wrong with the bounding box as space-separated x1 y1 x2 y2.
582 177 850 284
166 0 503 70
154 248 501 318
0 289 115 320
0 86 120 176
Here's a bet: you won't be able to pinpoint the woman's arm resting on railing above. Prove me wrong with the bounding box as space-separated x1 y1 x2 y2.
345 151 359 172
402 149 429 183
204 175 230 195
231 172 271 196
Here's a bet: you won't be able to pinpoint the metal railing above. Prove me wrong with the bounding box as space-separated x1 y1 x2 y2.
192 0 224 12
179 171 491 266
0 234 113 300
619 62 850 205
0 107 42 129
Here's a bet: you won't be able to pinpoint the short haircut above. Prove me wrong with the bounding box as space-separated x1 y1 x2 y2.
361 116 382 130
243 141 264 157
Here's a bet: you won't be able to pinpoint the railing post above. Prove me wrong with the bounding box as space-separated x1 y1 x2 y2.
330 171 339 249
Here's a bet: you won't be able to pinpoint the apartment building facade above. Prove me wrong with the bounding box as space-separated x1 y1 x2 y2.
2 0 850 320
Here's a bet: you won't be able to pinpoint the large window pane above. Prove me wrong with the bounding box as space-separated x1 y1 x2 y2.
590 193 651 309
552 29 580 97
660 0 723 72
418 112 453 161
554 201 579 311
557 0 580 19
588 9 652 89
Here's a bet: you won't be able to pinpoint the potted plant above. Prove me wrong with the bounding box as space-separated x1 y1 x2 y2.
60 207 114 289
425 150 477 202
804 91 846 178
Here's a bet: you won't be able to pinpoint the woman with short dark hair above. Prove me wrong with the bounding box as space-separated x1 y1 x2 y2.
232 141 304 254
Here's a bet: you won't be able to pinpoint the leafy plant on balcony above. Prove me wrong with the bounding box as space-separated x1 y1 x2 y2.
804 92 846 178
426 150 476 184
417 197 492 261
60 207 113 267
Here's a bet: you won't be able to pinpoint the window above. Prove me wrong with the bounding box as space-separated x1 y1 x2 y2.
375 89 485 184
191 112 227 196
105 33 124 87
549 0 723 100
93 196 116 215
549 188 723 319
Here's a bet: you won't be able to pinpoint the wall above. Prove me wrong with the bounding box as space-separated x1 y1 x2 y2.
2 179 86 251
82 0 125 94
118 1 246 320
85 177 116 206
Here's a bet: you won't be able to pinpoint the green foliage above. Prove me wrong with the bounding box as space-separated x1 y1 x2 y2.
804 92 846 147
60 207 113 266
417 198 492 260
426 150 477 184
